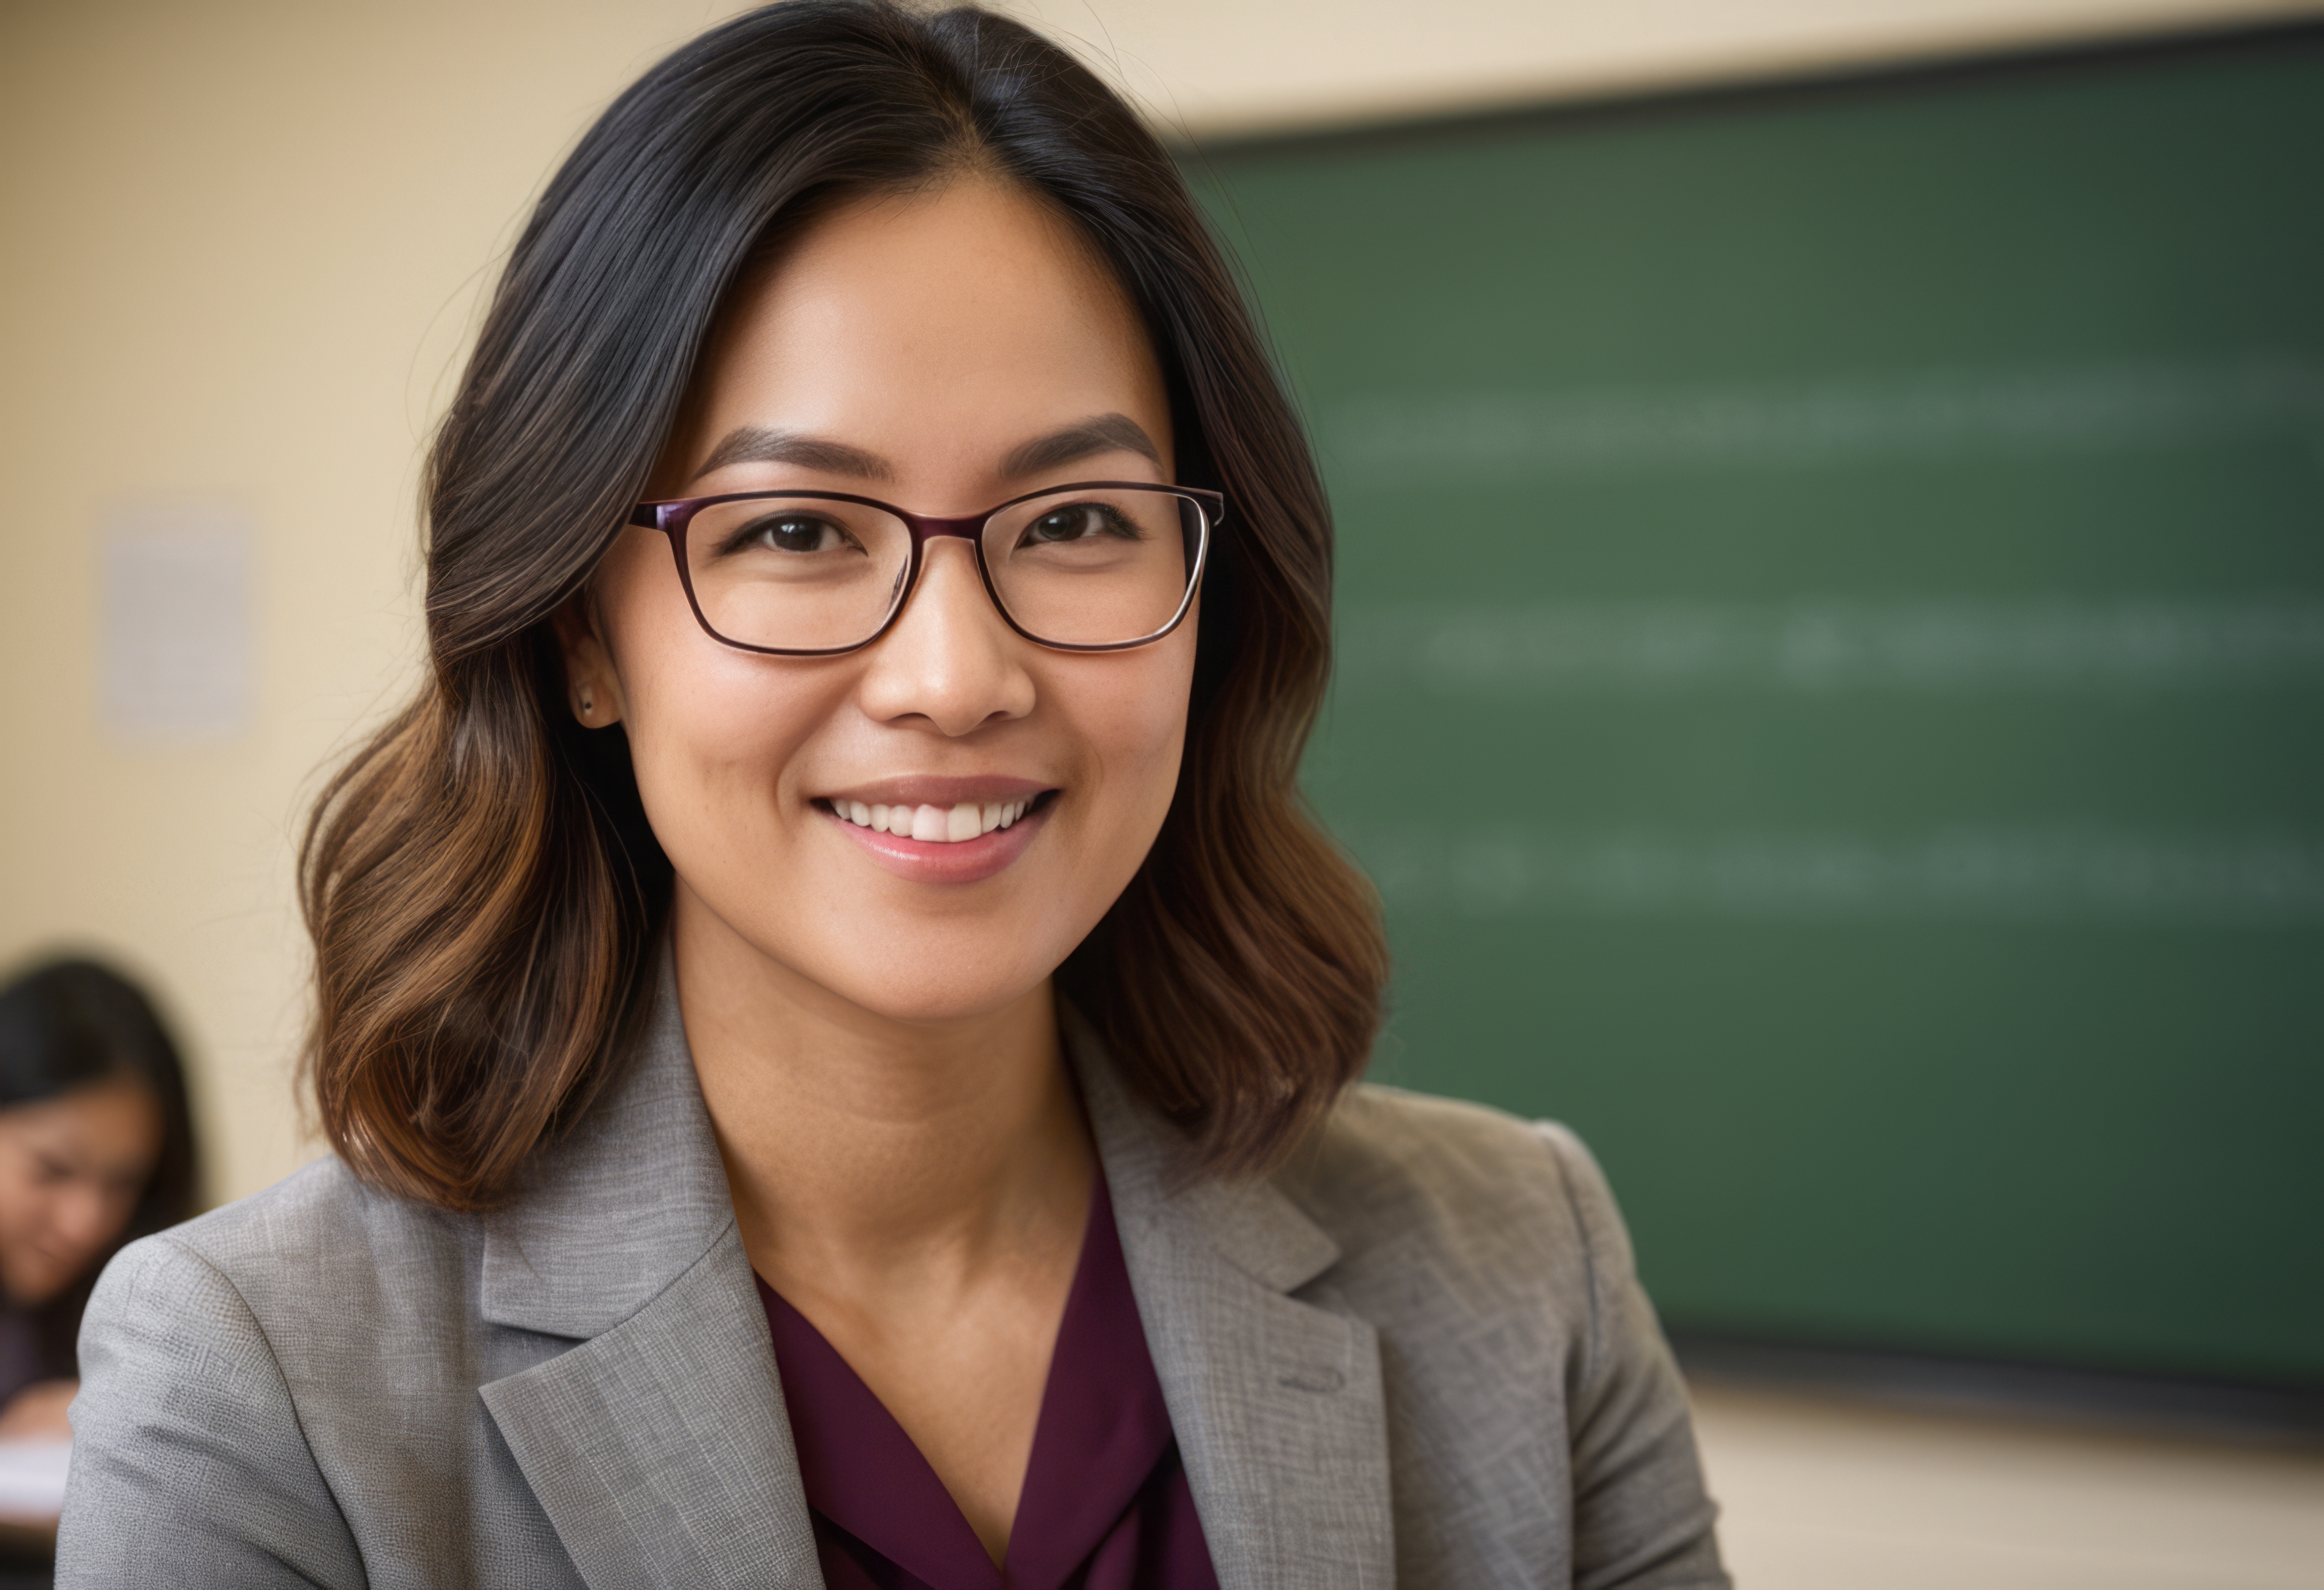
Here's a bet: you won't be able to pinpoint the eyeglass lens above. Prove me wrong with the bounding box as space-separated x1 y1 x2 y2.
679 486 1203 651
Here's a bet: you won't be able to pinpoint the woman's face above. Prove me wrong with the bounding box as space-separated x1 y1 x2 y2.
568 178 1195 1024
0 1078 162 1306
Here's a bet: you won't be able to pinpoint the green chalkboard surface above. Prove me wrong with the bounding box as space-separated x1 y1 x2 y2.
1188 30 2324 1385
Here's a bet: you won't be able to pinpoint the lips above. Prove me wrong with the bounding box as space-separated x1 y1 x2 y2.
812 778 1057 883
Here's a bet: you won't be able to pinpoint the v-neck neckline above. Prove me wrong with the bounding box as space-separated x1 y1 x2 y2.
757 1173 1178 1590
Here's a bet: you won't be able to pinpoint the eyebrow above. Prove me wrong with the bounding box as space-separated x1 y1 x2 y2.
688 411 1163 489
691 428 896 483
999 413 1163 478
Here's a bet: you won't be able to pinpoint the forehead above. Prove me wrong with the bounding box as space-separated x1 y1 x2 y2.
681 179 1171 480
2 1078 159 1153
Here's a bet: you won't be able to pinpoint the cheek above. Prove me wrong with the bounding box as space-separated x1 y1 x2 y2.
624 659 843 861
602 573 847 864
1066 634 1197 846
74 1186 132 1243
0 1161 38 1224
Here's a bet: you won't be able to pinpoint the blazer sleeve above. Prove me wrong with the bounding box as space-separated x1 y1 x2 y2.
1536 1122 1731 1590
57 1234 366 1589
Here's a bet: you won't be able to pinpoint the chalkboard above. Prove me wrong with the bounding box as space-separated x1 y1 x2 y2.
1187 28 2324 1386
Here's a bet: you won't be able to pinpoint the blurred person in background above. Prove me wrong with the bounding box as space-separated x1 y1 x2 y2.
0 960 198 1441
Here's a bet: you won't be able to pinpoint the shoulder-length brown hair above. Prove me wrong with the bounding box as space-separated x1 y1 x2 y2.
301 0 1386 1211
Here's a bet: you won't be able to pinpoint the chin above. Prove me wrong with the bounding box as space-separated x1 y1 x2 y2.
812 943 1070 1027
6 1276 64 1309
843 976 1051 1027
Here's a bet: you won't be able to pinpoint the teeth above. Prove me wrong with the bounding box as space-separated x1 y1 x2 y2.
830 796 1037 842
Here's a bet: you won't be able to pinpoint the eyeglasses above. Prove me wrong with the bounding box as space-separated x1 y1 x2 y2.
628 481 1221 655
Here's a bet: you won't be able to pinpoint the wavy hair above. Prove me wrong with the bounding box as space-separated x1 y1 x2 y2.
300 0 1387 1210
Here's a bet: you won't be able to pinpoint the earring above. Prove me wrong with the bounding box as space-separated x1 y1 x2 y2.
577 686 595 719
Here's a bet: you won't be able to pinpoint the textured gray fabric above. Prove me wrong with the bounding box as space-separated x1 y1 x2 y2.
59 968 1726 1588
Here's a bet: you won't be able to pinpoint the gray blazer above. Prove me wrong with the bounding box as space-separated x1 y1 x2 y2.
58 974 1727 1589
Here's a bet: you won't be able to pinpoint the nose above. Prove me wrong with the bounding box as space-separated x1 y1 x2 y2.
855 537 1036 735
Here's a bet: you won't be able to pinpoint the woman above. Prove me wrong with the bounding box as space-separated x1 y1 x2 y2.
59 4 1726 1587
0 959 197 1442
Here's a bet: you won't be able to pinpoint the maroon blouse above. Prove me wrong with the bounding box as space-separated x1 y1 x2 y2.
756 1175 1221 1590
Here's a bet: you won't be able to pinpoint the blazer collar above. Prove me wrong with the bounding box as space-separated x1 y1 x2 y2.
477 951 823 1587
1067 1009 1397 1590
478 951 734 1338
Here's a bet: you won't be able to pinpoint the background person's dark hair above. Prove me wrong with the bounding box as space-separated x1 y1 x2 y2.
300 0 1389 1211
0 957 202 1368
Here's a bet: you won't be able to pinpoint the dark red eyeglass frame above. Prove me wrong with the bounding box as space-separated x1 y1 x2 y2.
628 480 1223 656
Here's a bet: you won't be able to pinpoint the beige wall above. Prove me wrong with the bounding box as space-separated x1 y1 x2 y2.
2 0 2310 1207
0 0 744 1204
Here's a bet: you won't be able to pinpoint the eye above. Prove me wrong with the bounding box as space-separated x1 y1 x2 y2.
723 512 855 556
1022 502 1141 547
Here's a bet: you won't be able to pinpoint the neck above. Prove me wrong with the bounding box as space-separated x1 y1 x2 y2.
672 885 1093 1296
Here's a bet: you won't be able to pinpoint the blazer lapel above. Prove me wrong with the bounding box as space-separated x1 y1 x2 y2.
476 957 822 1589
1070 1013 1396 1590
480 1221 822 1588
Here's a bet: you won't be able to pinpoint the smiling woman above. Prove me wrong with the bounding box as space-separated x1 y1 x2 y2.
57 4 1725 1587
0 961 196 1443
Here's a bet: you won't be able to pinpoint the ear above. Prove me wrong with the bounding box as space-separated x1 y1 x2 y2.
551 595 626 728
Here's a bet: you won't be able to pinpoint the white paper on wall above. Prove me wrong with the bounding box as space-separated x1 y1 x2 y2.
101 503 256 742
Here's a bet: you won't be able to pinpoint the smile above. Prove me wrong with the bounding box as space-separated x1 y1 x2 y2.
829 797 1036 843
